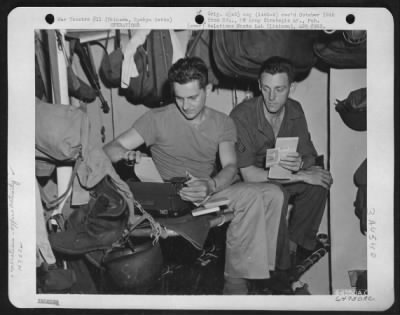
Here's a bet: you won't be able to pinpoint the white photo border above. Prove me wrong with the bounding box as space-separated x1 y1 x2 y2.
7 6 394 310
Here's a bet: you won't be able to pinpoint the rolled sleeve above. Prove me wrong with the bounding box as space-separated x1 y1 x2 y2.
219 116 237 143
132 110 157 146
297 118 318 163
231 116 256 168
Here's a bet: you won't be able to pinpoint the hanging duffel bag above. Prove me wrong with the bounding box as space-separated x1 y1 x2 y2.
212 30 319 81
122 30 174 108
35 97 90 162
314 30 366 69
99 30 124 88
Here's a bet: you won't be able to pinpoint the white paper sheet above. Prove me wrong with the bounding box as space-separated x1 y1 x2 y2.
134 157 164 183
268 137 299 179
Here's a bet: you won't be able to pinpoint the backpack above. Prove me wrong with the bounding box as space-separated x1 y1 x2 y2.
314 31 366 69
99 30 124 88
122 30 174 108
186 30 219 86
212 30 319 81
335 88 366 131
35 98 89 162
35 97 90 207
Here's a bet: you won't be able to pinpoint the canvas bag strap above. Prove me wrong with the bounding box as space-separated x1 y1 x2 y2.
38 156 83 209
38 107 89 209
185 30 204 57
103 30 111 52
114 29 121 50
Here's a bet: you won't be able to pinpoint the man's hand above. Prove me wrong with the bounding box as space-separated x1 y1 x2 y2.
179 176 213 203
297 166 333 190
279 152 303 172
124 150 145 165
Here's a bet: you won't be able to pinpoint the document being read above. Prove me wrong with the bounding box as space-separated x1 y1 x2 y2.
267 137 299 179
134 157 164 183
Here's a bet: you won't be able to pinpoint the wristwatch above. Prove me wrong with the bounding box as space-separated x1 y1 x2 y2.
209 177 217 194
299 158 304 170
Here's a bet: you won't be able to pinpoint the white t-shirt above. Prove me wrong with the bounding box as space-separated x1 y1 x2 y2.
133 104 237 180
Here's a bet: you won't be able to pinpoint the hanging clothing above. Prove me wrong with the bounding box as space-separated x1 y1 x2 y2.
121 29 151 88
36 178 57 267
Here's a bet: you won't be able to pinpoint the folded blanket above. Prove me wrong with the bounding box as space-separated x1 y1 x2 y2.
157 214 212 250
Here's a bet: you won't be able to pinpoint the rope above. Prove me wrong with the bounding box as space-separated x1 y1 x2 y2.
110 198 164 250
132 199 164 244
39 156 82 209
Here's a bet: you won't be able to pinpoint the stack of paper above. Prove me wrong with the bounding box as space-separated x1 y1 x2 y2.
134 156 164 183
267 137 299 179
191 197 230 217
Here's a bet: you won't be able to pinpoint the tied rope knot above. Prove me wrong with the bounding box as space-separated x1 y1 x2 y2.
113 198 165 249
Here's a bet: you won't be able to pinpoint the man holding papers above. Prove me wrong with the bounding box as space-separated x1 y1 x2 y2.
230 56 333 268
104 57 286 294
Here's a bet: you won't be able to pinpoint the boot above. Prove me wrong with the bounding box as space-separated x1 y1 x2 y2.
49 176 129 255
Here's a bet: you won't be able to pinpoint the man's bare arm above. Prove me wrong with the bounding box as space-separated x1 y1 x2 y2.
240 165 270 183
179 141 238 203
240 165 302 184
240 165 332 189
213 141 239 191
103 128 145 163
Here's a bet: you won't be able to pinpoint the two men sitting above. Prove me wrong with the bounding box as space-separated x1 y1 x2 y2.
104 56 332 294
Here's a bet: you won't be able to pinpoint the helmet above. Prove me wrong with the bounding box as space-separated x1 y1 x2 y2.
102 237 163 293
335 88 366 132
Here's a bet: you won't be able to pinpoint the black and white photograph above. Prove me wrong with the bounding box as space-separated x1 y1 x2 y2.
7 6 395 311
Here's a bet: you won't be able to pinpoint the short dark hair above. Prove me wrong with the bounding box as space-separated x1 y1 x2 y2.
168 57 208 89
258 56 295 83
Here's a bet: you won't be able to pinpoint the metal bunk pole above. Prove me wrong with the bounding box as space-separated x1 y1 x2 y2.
47 29 73 216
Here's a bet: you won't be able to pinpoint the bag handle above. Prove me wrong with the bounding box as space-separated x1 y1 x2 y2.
185 30 204 57
39 156 82 209
104 30 110 52
114 29 121 50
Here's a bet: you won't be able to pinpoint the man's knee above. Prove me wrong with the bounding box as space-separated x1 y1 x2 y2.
289 182 328 201
307 182 328 192
226 183 266 214
305 183 329 202
255 183 287 207
236 184 265 204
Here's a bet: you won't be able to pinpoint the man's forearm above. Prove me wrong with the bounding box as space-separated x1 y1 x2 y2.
240 165 304 184
103 141 129 163
212 164 239 192
240 165 270 183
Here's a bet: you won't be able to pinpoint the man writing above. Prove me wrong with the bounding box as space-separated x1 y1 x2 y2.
104 57 286 294
230 56 333 266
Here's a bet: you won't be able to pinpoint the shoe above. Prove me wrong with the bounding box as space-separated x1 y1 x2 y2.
247 279 273 295
268 270 294 295
222 276 248 295
293 281 311 295
49 228 127 255
296 238 329 266
49 176 129 255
